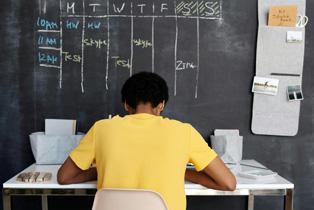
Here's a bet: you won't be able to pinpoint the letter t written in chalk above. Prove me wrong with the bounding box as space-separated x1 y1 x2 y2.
89 4 100 12
137 4 146 13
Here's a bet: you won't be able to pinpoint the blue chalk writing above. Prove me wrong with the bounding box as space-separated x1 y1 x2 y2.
37 17 59 30
87 21 101 29
66 20 80 29
38 52 58 64
38 35 57 46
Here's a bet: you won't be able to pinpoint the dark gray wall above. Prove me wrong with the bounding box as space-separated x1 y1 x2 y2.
1 0 313 210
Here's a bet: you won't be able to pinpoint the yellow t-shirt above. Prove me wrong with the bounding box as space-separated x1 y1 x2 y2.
70 113 217 210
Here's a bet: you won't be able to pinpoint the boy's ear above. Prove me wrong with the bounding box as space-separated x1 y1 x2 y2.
124 102 135 114
124 102 129 112
158 101 165 111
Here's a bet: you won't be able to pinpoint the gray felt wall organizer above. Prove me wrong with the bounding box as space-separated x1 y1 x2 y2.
251 0 306 136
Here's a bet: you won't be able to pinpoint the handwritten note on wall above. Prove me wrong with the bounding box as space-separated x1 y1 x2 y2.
268 5 297 27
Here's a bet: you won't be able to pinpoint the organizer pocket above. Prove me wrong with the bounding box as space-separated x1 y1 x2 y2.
29 132 84 164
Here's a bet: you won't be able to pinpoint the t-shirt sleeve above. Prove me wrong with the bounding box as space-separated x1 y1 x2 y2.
188 125 217 171
69 124 96 170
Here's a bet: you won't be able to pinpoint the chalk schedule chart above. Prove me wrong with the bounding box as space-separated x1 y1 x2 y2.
35 0 221 98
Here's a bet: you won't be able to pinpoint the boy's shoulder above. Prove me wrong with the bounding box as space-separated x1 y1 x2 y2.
94 115 123 126
161 116 192 129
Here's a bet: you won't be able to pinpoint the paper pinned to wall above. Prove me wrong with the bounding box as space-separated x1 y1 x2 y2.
268 5 298 27
287 31 303 43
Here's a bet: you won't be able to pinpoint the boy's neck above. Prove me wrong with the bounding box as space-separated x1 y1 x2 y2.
130 103 160 116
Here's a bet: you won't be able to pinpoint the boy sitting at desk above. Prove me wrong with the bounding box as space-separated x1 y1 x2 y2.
57 72 236 210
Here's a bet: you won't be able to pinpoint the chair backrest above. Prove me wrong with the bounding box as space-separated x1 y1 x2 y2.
92 188 168 210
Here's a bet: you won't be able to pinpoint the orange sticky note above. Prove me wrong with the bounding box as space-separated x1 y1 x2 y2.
268 5 298 27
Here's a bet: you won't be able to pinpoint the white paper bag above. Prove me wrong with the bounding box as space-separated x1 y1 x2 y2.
210 135 243 164
29 132 84 164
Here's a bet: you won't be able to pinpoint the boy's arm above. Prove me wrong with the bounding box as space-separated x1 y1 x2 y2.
185 156 236 191
57 157 97 185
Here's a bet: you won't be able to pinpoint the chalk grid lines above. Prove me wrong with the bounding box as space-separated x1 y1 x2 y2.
37 0 222 98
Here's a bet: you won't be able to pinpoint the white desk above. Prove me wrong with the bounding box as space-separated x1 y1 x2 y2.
3 160 294 210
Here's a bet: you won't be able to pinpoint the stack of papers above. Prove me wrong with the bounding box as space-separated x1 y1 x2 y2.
238 170 277 180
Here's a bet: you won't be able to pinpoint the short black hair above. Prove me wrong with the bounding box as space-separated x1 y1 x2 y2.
121 72 169 109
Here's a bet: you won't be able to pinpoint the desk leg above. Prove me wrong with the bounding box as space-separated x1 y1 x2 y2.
248 195 254 210
42 195 48 210
284 189 294 210
3 189 11 210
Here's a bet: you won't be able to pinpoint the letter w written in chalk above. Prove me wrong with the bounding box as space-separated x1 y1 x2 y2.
113 3 125 13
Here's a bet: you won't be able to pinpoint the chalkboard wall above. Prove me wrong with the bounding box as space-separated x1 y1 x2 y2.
1 0 313 210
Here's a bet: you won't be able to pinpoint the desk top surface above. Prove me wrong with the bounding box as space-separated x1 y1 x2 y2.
3 160 294 191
